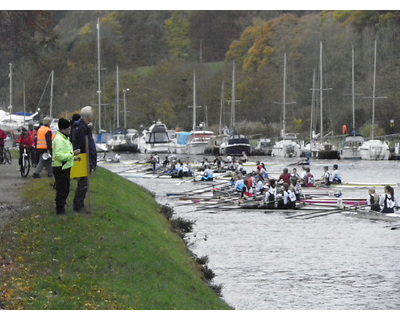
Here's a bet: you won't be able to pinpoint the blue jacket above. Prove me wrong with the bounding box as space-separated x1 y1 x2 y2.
71 119 97 171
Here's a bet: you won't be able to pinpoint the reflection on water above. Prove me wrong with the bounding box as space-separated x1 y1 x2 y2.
102 155 400 310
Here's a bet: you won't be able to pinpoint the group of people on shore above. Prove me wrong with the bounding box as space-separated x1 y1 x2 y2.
9 107 97 215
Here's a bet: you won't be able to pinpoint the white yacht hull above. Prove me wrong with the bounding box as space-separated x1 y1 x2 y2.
359 140 390 160
272 140 301 157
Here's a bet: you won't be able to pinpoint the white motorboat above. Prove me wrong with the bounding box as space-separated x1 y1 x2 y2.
271 133 301 158
185 130 214 154
359 139 390 160
95 132 113 152
0 111 39 131
135 121 171 154
340 135 364 159
167 131 190 154
253 138 273 156
106 133 126 151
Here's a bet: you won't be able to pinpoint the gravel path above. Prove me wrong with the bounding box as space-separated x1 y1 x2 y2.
0 156 29 229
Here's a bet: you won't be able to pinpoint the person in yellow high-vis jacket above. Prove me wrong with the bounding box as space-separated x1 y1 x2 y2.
52 118 80 215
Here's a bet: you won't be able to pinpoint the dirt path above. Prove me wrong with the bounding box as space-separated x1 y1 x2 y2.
0 156 29 229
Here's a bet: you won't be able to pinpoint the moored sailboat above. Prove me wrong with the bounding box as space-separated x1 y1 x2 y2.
360 40 389 160
271 53 301 158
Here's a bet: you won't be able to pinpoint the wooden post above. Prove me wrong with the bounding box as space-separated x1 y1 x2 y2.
85 135 91 213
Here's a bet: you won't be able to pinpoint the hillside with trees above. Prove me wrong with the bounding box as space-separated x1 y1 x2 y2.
1 10 400 139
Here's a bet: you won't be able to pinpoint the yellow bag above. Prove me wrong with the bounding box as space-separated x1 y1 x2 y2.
70 153 89 178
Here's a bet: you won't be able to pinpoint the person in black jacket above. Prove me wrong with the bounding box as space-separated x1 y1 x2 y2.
70 106 97 213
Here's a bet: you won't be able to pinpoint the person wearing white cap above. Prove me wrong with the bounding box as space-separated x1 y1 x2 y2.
70 106 97 213
33 117 54 178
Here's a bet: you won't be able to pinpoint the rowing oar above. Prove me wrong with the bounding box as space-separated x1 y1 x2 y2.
181 181 230 195
303 204 370 220
285 207 342 219
286 204 368 219
195 197 240 211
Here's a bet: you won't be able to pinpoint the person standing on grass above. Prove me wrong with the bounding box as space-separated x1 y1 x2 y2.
52 118 80 215
70 106 97 213
33 117 54 178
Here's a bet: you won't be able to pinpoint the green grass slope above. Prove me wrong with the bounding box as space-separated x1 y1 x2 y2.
0 167 231 310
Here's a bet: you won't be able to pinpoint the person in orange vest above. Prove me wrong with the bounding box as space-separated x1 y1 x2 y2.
33 117 54 178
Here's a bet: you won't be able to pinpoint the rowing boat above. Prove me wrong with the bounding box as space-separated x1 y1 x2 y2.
341 209 400 222
341 181 399 187
300 198 367 206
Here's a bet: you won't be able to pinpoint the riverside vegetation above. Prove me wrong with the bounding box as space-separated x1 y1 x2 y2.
0 167 231 310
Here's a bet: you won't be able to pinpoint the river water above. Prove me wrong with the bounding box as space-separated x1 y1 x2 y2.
100 154 400 310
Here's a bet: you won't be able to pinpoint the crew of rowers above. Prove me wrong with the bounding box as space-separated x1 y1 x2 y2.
228 163 345 209
229 165 305 209
154 153 398 213
367 185 399 213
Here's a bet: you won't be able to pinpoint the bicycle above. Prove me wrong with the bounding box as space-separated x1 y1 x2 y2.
20 147 31 178
0 146 12 164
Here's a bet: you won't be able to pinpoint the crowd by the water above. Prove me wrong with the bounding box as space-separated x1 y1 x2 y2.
3 114 398 216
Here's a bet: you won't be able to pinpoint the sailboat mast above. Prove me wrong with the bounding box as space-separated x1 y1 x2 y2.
282 53 287 136
9 63 12 120
50 70 54 118
97 18 102 132
310 70 316 143
231 61 236 129
319 42 323 143
372 40 377 139
219 81 224 134
192 70 196 131
351 45 355 132
116 65 120 129
23 80 26 125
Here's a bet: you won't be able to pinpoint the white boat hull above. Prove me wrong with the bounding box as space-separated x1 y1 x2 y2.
185 142 208 154
272 140 300 157
359 140 390 160
137 140 170 154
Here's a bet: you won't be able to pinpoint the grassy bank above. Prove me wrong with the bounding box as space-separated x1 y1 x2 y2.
0 167 232 310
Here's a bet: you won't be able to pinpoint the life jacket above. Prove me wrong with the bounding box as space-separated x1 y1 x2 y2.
369 194 380 212
381 194 395 213
36 126 52 149
247 176 254 188
304 173 315 187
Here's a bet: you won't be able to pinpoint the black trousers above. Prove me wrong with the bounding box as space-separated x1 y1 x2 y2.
53 166 71 213
73 176 88 211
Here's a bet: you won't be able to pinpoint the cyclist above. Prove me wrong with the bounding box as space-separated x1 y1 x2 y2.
17 128 34 166
0 127 7 162
28 123 38 166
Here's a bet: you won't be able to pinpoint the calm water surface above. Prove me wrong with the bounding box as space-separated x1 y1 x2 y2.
101 155 400 310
